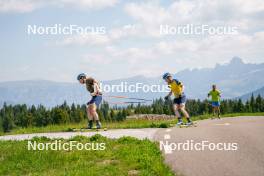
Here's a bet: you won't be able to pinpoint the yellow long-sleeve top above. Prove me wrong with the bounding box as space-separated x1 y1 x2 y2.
168 79 184 98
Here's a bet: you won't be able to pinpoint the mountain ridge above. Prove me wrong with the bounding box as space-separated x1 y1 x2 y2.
1 57 264 107
239 86 264 101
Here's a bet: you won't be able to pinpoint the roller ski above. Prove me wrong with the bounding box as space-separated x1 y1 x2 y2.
177 121 197 128
71 127 108 132
71 120 107 132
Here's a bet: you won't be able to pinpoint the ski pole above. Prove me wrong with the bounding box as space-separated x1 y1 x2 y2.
106 101 148 104
103 95 152 102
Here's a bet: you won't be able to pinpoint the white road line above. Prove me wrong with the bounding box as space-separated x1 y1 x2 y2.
164 144 173 154
164 134 171 139
214 123 230 126
166 129 172 132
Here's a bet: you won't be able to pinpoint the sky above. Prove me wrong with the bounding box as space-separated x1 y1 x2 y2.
0 0 263 82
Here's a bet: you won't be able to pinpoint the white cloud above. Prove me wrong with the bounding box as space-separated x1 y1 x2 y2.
58 0 118 10
107 47 156 62
108 24 141 40
57 33 110 46
1 0 263 82
233 0 264 14
156 40 198 54
57 24 143 46
82 53 111 65
60 0 264 78
0 0 118 13
79 29 264 78
124 2 169 38
41 0 264 49
125 2 169 25
123 0 264 37
0 0 44 13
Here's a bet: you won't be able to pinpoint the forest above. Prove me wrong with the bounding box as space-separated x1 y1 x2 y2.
1 95 264 132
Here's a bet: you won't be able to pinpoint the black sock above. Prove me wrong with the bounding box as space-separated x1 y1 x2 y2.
187 118 191 123
88 120 93 128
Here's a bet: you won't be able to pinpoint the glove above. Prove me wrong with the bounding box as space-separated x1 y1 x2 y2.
164 95 169 100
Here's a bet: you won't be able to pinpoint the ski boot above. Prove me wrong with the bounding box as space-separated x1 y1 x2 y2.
88 120 93 129
96 120 102 129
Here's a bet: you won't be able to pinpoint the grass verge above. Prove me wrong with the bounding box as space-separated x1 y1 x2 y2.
1 112 264 136
0 135 174 176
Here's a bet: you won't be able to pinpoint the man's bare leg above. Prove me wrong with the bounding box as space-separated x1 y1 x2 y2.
212 107 216 119
179 104 192 124
89 104 101 129
217 107 221 119
173 104 183 125
87 105 94 129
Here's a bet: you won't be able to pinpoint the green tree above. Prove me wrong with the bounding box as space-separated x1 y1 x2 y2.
51 108 70 124
0 115 3 132
250 94 256 112
116 111 123 121
1 104 15 132
110 109 115 121
236 99 244 113
255 95 262 112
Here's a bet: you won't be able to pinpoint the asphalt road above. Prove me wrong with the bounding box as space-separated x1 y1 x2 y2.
154 116 264 176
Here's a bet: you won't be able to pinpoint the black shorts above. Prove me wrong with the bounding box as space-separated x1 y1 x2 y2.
173 95 186 105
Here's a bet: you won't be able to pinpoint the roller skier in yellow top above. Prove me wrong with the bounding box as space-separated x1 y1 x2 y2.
163 72 193 126
208 84 221 119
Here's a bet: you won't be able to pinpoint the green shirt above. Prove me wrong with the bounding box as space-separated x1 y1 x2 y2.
208 90 221 102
